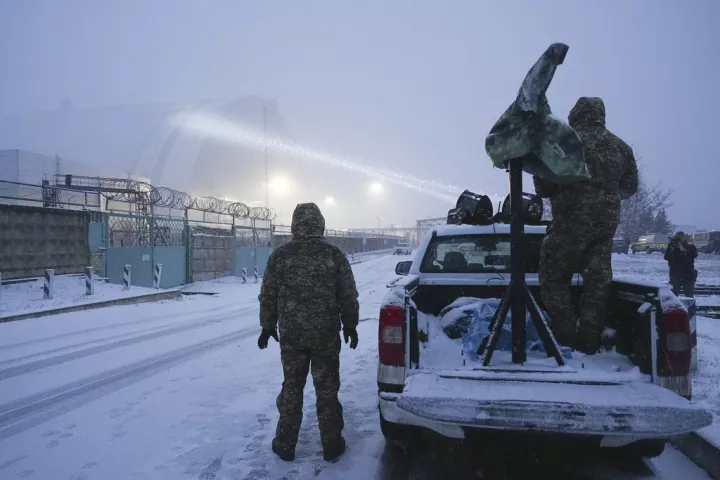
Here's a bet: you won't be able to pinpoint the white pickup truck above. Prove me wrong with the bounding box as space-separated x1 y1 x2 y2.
378 223 712 458
394 242 412 256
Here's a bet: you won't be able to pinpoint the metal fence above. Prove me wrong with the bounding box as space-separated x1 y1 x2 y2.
271 224 402 253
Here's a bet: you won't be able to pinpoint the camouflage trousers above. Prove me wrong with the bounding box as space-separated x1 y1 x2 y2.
275 335 343 452
539 227 614 351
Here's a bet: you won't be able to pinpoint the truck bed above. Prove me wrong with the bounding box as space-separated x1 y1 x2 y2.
382 276 711 438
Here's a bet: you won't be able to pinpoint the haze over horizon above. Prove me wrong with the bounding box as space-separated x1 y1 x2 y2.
1 0 718 229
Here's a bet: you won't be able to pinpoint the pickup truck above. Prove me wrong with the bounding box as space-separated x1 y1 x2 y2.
378 223 712 458
394 242 412 256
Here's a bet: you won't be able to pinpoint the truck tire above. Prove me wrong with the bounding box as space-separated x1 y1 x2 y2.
380 411 417 449
616 440 666 459
645 247 651 254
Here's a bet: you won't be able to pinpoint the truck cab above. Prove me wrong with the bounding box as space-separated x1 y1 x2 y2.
378 224 711 457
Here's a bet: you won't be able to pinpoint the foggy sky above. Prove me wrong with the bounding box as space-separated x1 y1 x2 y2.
1 0 718 229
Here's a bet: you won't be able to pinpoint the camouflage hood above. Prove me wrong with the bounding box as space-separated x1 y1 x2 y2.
291 203 325 239
569 97 606 130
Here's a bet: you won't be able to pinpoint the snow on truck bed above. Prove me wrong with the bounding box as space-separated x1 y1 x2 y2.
419 306 645 383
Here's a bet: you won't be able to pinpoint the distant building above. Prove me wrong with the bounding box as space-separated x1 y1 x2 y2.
0 149 102 208
0 97 293 200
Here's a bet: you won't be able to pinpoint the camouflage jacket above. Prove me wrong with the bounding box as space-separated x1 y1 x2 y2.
533 97 638 234
259 203 359 347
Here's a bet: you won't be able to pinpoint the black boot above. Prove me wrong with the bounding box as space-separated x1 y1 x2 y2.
323 437 346 462
272 438 295 461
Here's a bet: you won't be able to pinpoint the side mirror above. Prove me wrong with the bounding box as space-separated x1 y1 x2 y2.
395 261 412 276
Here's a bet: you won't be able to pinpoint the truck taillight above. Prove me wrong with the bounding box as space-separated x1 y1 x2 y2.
379 305 405 366
659 308 691 376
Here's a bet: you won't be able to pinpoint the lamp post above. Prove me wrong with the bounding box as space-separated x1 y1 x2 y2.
264 105 268 208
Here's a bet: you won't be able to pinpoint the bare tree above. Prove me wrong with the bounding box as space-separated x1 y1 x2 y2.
617 161 673 243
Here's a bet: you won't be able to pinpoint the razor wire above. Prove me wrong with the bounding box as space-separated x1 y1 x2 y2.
66 176 274 220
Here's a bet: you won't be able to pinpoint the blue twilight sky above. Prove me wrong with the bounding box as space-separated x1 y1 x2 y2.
1 0 718 228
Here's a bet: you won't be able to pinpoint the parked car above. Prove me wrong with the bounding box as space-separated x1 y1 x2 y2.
379 223 711 459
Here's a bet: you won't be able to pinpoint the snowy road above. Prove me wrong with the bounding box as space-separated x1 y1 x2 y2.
0 255 713 479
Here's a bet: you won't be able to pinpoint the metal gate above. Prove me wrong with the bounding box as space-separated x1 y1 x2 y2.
105 213 187 288
234 225 272 277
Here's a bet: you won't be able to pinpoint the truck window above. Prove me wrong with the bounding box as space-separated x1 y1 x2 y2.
419 234 543 273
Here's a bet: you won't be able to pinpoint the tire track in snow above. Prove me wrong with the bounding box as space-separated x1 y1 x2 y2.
0 255 396 444
0 303 260 366
0 325 260 441
0 305 257 380
0 301 242 350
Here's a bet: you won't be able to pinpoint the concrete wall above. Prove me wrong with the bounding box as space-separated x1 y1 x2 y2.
0 204 90 279
191 233 235 282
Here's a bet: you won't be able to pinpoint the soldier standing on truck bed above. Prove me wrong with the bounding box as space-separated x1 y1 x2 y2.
533 97 639 354
257 203 359 462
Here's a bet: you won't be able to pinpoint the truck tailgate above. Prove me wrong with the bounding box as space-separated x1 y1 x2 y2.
395 373 712 437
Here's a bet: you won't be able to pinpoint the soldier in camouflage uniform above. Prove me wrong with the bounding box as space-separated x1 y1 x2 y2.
258 203 359 462
534 97 638 354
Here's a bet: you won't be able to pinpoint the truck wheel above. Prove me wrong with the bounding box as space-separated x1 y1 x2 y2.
616 440 666 459
645 247 651 254
380 411 417 449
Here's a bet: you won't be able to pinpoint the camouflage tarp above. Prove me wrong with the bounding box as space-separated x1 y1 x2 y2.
485 43 591 185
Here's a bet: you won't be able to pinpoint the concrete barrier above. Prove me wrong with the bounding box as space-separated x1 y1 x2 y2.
0 289 182 323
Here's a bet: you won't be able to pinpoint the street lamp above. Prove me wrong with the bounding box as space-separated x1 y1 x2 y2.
269 176 293 196
369 182 384 196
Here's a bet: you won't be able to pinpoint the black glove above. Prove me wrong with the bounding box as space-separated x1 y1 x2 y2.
343 328 358 349
258 328 279 349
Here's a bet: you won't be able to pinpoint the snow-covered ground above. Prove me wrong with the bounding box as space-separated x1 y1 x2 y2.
612 252 720 286
0 254 717 479
0 275 158 319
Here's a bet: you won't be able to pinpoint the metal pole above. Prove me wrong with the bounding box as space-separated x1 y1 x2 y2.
43 269 55 300
123 264 131 290
153 264 163 289
85 267 94 295
509 159 527 364
264 105 269 208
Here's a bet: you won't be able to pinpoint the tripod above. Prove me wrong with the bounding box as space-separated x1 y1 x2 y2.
479 156 565 366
